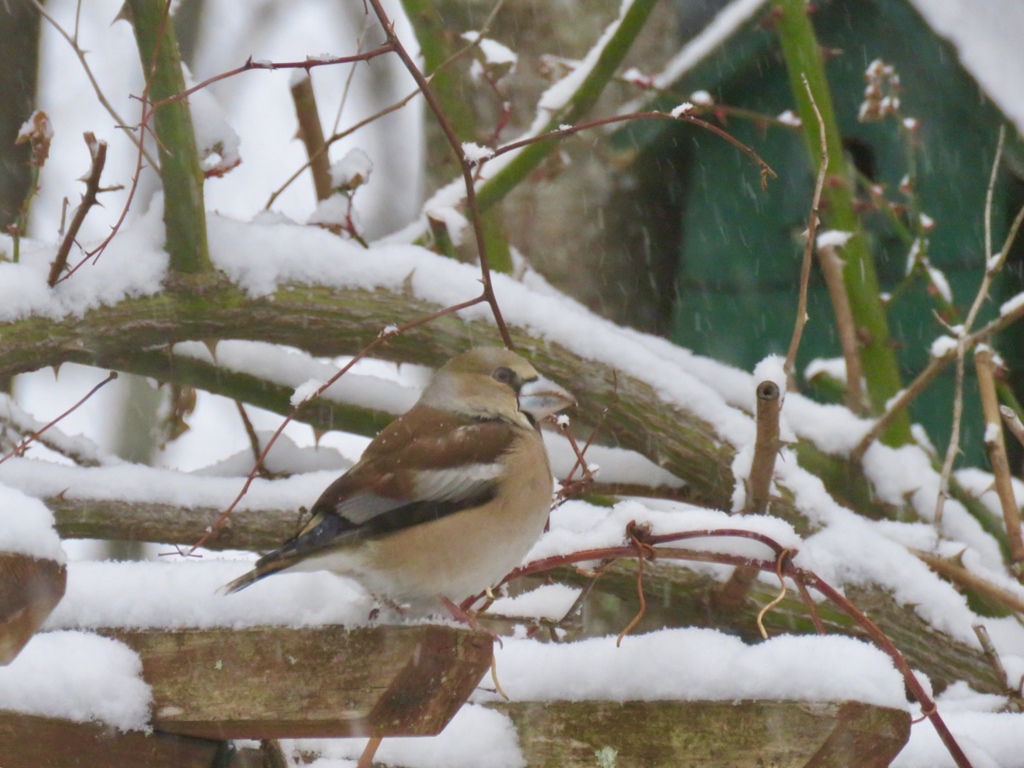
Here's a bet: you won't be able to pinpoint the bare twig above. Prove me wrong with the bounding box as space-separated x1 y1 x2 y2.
796 567 972 768
32 0 159 169
504 525 972 768
150 47 396 111
483 109 775 185
56 0 170 282
975 348 1024 561
265 7 507 211
616 522 657 646
266 93 416 210
973 624 1010 692
357 737 382 768
48 134 108 287
913 549 1024 614
365 0 514 349
853 130 1024 469
0 372 118 466
0 395 106 467
785 76 827 379
235 401 269 479
819 244 866 413
935 130 1012 528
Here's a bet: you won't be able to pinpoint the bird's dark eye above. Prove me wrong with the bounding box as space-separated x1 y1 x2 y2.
492 366 515 385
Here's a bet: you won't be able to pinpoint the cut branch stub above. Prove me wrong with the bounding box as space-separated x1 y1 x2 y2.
745 379 782 515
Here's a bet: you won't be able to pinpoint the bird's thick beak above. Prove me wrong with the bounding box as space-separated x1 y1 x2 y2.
519 376 575 421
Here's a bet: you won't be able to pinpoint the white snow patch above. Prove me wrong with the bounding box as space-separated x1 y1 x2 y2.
329 149 373 190
484 629 906 708
816 229 854 249
0 631 151 730
0 482 65 562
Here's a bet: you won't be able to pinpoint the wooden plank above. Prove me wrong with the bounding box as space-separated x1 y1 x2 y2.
490 699 910 768
105 624 493 739
0 554 66 664
0 711 223 768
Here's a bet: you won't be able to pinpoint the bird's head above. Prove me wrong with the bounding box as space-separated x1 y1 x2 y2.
419 347 575 428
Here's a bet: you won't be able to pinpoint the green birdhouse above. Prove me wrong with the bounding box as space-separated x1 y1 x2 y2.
619 0 1024 465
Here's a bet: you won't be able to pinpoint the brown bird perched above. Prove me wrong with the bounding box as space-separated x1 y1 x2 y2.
224 347 574 609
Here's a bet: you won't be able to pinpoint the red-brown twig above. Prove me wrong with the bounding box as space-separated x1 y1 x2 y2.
480 110 775 187
366 0 514 349
794 567 972 768
0 372 118 466
48 133 109 287
149 47 396 111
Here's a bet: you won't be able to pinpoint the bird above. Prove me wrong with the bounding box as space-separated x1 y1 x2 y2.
223 347 575 610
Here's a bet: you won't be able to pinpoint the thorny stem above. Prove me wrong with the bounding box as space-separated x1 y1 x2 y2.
0 372 118 467
483 110 775 187
149 47 396 111
797 568 973 768
127 0 211 274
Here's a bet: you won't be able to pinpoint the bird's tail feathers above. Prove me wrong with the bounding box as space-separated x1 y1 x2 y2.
220 557 289 595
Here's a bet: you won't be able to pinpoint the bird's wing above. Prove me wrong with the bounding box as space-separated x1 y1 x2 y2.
241 410 518 578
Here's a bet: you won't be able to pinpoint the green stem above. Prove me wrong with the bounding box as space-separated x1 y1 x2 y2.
127 0 211 274
475 0 659 213
400 0 513 272
773 0 910 446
